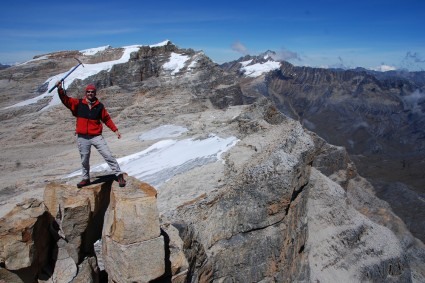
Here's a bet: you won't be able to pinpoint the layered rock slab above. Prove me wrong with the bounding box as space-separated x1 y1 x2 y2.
43 179 112 262
41 179 113 282
0 198 52 281
102 177 165 282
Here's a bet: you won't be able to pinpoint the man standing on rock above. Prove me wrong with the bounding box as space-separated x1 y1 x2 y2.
56 81 126 188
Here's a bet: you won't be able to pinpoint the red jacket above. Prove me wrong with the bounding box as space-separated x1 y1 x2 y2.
58 89 118 135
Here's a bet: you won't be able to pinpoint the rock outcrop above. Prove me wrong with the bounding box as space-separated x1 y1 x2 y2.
0 175 164 282
0 199 52 281
102 177 164 282
156 99 425 282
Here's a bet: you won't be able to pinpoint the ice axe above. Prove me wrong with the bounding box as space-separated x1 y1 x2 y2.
48 58 84 93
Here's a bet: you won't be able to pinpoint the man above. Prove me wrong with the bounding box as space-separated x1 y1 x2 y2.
56 81 126 188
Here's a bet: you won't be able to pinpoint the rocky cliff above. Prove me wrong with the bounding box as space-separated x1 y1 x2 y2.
1 42 424 282
222 57 425 243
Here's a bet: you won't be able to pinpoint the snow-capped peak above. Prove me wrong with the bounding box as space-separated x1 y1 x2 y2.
370 64 397 72
3 41 175 111
239 53 281 78
149 40 171 48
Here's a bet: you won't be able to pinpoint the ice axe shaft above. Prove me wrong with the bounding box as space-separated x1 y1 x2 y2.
48 58 84 93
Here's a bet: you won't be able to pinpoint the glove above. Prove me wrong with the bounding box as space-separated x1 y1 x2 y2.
56 81 63 90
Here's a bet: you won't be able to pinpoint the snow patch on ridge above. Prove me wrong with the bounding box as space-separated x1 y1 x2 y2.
21 55 49 64
241 61 281 77
163 53 190 76
67 132 238 188
240 59 253 67
370 64 397 72
3 41 171 111
80 45 111 56
150 40 171 47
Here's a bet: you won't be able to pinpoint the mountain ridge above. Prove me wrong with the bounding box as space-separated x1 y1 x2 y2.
0 41 424 282
222 53 425 241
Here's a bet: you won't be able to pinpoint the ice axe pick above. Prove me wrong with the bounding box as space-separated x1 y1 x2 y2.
48 58 84 93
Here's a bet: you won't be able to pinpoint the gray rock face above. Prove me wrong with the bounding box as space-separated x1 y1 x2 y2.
158 99 424 282
223 58 425 243
0 42 424 282
307 168 411 282
167 121 314 280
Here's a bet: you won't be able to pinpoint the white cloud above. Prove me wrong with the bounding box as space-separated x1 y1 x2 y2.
404 51 425 63
400 51 425 71
271 48 301 61
403 89 424 114
232 41 249 55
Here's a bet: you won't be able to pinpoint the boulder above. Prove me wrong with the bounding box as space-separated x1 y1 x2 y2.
0 267 26 283
102 177 165 282
103 235 164 282
43 179 112 262
72 256 99 283
161 223 189 281
47 239 78 283
0 198 52 280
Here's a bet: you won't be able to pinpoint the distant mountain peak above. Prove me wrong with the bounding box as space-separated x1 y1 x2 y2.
219 50 281 78
259 50 277 60
0 63 11 70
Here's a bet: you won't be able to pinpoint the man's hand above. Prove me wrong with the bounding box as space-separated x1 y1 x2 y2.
56 81 63 90
115 130 122 139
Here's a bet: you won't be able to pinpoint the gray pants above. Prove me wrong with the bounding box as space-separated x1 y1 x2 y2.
77 134 122 180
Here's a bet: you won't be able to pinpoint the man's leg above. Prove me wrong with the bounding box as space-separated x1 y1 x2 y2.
91 135 122 176
92 135 126 187
77 135 92 180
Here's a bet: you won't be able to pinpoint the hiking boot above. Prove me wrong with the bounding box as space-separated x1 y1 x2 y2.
117 174 126 187
77 179 91 188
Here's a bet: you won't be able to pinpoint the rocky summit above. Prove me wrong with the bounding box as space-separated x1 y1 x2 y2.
0 41 424 282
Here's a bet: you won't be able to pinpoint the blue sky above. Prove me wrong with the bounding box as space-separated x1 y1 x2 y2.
1 0 425 71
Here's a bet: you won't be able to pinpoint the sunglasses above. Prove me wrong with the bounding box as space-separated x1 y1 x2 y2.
86 90 95 94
